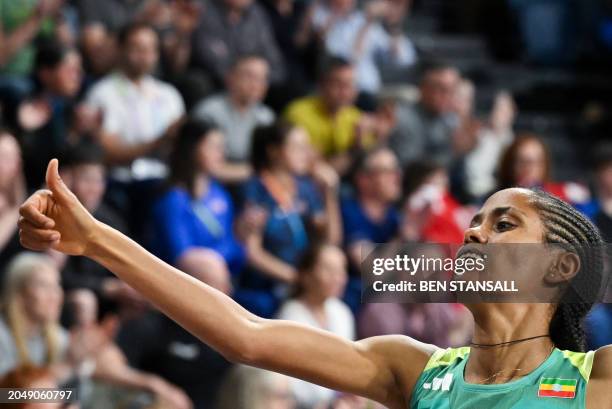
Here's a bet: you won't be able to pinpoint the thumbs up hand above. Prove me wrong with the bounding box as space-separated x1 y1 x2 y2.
18 159 99 255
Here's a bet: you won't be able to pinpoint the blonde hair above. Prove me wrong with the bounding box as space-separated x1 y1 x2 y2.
216 365 291 409
1 252 63 366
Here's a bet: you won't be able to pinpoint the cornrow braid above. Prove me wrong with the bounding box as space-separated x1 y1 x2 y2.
528 189 605 352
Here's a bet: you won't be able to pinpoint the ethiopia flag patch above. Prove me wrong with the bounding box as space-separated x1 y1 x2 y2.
538 378 577 399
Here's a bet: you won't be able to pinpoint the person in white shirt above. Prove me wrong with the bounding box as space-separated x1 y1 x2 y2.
86 23 185 183
276 243 354 409
192 55 275 183
297 0 416 95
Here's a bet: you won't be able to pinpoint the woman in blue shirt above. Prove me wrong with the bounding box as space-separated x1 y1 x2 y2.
152 119 245 294
236 122 341 317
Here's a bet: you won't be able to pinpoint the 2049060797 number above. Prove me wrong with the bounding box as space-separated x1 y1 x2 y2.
1 388 75 403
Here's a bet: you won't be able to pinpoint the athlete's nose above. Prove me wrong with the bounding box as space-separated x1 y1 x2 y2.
464 225 488 244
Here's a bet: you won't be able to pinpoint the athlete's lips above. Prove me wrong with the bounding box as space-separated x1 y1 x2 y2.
456 244 487 260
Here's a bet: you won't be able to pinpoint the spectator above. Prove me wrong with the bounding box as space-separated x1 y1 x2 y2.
192 55 274 183
276 243 354 408
496 133 592 210
66 290 194 409
0 252 192 408
117 310 231 409
590 144 612 241
259 0 312 91
86 22 185 239
237 122 341 317
296 0 416 96
216 364 296 409
56 143 145 318
17 40 83 190
340 146 400 311
78 23 118 85
0 0 64 102
452 81 515 202
191 0 286 85
399 160 472 244
342 146 400 267
151 119 245 294
0 131 26 270
285 57 379 175
388 62 460 167
0 252 82 379
86 23 185 183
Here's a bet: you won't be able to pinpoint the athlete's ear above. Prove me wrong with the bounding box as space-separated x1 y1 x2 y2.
544 250 580 285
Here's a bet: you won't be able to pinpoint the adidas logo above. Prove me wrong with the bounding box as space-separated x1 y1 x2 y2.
423 373 453 392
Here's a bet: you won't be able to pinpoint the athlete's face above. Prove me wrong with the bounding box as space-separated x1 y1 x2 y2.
460 188 576 303
464 188 545 245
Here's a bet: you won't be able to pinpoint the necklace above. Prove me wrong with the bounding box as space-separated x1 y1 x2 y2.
472 343 556 385
469 334 550 348
477 368 523 385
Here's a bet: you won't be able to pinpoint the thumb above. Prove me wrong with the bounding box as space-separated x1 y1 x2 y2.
45 159 74 203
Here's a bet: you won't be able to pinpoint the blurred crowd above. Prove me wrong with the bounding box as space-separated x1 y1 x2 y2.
0 1 611 409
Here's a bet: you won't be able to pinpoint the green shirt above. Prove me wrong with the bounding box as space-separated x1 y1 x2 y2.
0 0 53 75
410 347 594 409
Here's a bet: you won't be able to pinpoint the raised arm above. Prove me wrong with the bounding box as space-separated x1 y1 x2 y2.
18 159 435 409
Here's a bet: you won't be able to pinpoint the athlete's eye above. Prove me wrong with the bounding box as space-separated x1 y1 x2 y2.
496 221 515 231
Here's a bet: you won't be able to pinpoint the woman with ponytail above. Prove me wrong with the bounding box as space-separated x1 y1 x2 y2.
16 160 612 408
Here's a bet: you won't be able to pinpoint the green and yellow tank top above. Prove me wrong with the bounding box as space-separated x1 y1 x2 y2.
410 347 594 409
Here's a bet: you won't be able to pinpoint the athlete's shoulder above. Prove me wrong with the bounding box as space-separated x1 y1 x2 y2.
364 336 440 408
591 345 612 380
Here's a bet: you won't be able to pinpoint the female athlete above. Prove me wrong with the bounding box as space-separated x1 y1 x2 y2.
17 160 612 408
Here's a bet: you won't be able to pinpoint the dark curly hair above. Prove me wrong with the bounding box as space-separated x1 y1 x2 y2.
528 189 605 351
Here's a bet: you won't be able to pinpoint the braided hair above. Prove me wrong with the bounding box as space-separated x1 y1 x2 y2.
528 189 605 352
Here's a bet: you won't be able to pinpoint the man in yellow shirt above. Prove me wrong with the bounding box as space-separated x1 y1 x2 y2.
284 57 364 160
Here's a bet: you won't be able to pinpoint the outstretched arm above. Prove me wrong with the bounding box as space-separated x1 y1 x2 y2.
18 159 435 409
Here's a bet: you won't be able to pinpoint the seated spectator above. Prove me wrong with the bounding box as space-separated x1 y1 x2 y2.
0 252 192 408
340 146 400 311
496 133 593 210
192 55 274 183
388 62 460 167
237 122 341 317
86 23 184 183
285 57 381 175
0 252 85 379
191 0 286 85
259 0 312 91
56 143 145 317
0 0 64 104
86 22 185 238
276 243 354 408
590 144 612 241
0 130 26 270
452 80 515 202
151 119 245 294
400 160 473 244
295 0 416 96
78 23 118 85
64 290 193 409
342 146 401 267
17 40 83 189
216 364 295 409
